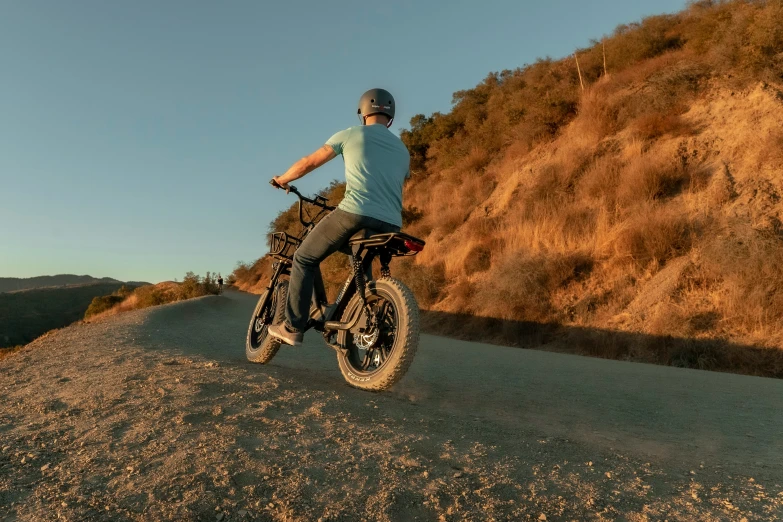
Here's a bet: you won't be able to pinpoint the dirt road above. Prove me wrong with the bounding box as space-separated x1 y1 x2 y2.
1 290 781 521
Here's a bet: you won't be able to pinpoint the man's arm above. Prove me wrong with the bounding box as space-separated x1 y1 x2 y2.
273 145 336 188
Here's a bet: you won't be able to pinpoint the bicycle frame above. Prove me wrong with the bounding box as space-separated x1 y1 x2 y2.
258 186 362 332
263 229 378 333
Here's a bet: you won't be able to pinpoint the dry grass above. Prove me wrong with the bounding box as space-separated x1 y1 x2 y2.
757 127 783 169
0 345 25 361
699 232 783 345
610 204 694 268
633 110 695 140
617 146 692 207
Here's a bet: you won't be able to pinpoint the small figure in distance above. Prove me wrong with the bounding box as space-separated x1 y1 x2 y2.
217 274 224 295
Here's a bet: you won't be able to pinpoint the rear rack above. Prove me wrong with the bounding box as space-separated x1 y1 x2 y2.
267 232 301 261
348 232 426 257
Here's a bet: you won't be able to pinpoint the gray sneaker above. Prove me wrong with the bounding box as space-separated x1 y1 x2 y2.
268 323 303 346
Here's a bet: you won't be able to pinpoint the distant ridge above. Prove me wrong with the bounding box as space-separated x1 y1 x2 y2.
0 275 126 293
0 281 150 348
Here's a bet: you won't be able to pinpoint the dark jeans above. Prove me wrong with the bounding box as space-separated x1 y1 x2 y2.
286 208 399 332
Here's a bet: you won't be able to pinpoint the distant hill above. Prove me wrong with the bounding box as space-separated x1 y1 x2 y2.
0 282 142 348
0 275 125 293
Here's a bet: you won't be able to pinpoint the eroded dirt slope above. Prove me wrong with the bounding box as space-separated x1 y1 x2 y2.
1 291 781 521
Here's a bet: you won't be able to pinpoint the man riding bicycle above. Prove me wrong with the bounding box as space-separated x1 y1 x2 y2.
268 88 410 346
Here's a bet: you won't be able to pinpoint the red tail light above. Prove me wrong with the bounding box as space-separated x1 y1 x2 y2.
404 239 425 252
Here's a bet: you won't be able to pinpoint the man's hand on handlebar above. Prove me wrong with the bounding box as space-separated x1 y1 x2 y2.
268 179 335 212
270 177 291 193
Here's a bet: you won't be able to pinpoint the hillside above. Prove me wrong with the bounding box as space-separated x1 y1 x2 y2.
0 274 125 293
83 273 221 321
0 283 132 348
233 0 783 376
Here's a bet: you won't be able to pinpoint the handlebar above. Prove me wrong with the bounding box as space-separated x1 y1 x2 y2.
270 178 336 228
270 179 335 210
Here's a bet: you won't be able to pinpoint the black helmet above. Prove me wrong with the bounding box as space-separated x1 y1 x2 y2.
357 88 395 125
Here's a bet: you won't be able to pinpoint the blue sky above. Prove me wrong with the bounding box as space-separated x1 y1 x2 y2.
1 0 686 283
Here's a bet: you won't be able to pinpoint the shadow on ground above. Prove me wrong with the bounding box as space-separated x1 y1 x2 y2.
422 310 783 379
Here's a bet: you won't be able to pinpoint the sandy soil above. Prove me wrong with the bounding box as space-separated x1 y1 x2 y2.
1 290 781 521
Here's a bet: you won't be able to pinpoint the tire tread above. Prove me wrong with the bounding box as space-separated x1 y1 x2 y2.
337 278 419 391
246 282 287 364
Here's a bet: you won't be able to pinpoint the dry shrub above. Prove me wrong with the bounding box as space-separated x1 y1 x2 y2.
646 300 689 337
456 171 497 212
475 254 553 322
448 279 478 313
526 149 595 207
553 252 595 287
131 285 169 308
231 261 254 288
611 205 693 267
745 0 783 71
0 345 24 361
392 260 446 307
554 204 599 248
608 56 709 129
113 294 140 314
458 146 492 173
465 215 502 240
609 14 683 69
401 206 425 227
701 232 783 342
577 154 623 209
464 243 493 275
84 285 135 319
633 111 695 139
501 198 604 257
526 163 566 203
576 85 619 138
433 203 470 236
617 150 692 207
417 180 474 237
705 164 736 206
475 250 595 323
231 258 271 292
757 127 783 168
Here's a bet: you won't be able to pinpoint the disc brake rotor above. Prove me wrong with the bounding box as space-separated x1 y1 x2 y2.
356 327 380 349
344 294 398 374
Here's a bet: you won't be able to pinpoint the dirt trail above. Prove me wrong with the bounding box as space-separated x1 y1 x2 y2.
1 290 781 521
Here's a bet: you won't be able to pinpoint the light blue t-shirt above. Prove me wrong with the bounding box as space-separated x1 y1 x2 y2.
326 124 410 227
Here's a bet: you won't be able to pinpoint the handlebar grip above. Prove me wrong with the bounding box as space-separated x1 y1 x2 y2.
270 179 298 193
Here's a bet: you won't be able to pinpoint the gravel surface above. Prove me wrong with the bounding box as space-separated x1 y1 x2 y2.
1 290 781 521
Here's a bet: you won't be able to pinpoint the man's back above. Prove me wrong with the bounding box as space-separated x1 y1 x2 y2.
327 124 410 227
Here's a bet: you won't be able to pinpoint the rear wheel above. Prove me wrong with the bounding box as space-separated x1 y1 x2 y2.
246 281 288 364
336 278 419 391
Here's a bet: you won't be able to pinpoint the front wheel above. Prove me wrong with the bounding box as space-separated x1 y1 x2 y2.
336 278 420 391
246 281 288 364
